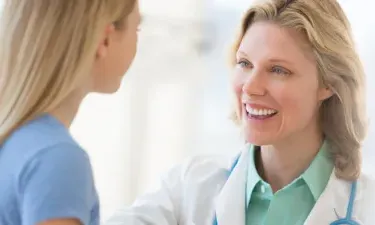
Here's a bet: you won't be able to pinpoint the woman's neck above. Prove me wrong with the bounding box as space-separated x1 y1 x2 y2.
49 90 87 128
256 126 324 192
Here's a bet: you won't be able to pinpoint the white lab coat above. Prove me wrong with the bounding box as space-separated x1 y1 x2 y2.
105 145 375 225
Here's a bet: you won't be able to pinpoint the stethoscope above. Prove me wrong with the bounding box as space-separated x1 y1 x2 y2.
212 155 360 225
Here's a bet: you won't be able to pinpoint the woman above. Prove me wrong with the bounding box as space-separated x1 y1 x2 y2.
106 0 375 225
0 0 140 225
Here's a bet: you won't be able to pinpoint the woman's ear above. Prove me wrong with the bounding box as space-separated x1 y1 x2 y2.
318 85 334 101
96 24 116 59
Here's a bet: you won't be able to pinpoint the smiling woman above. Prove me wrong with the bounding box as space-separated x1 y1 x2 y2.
232 20 333 152
105 1 375 225
229 0 366 182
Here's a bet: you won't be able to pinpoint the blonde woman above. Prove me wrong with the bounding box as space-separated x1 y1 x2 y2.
106 0 375 225
0 0 140 225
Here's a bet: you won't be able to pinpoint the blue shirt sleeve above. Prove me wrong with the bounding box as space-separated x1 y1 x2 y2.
17 143 95 225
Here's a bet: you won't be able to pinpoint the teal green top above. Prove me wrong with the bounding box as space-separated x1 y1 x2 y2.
246 142 334 225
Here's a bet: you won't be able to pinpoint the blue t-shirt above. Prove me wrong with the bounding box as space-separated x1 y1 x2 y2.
0 114 99 225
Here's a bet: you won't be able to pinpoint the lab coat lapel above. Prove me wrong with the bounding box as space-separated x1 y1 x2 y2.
304 171 360 225
214 146 249 225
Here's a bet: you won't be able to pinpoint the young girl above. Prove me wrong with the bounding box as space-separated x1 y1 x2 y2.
0 0 140 225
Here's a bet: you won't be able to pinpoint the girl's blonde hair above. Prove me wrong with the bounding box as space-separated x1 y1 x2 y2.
230 0 367 180
0 0 136 144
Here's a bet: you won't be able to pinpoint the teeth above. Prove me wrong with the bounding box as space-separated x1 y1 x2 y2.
245 105 277 116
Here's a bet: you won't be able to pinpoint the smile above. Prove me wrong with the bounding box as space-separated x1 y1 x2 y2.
245 104 278 120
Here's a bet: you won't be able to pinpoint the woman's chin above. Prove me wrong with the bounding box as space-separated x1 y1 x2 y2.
244 131 275 146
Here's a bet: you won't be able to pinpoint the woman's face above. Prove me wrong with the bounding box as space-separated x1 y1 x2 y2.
232 21 332 145
92 0 141 93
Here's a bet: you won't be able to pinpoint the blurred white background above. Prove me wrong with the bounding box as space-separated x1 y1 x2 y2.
66 0 375 221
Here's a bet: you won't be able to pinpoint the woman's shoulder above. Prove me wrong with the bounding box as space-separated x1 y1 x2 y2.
0 115 97 225
183 154 233 177
352 171 375 223
4 114 75 147
357 170 375 191
0 114 91 191
1 114 81 161
162 143 247 185
160 151 240 189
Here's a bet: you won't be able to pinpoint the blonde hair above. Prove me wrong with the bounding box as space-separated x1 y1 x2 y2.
230 0 367 180
0 0 136 144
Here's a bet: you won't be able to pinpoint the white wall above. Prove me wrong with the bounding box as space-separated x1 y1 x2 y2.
341 0 375 172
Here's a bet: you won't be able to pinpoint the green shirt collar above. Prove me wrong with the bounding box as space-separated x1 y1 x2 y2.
246 141 334 205
301 141 334 200
246 145 263 205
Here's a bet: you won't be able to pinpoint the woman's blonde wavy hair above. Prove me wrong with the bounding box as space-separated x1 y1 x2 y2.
0 0 136 145
230 0 368 181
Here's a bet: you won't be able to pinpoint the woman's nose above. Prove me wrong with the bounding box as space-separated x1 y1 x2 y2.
242 70 267 96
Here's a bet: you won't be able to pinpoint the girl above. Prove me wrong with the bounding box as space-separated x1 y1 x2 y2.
0 0 140 225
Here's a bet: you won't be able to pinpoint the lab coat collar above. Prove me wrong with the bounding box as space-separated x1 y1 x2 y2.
214 146 363 225
304 171 363 224
214 145 250 225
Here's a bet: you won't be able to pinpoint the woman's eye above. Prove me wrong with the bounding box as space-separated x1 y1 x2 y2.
271 66 290 76
237 60 251 68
